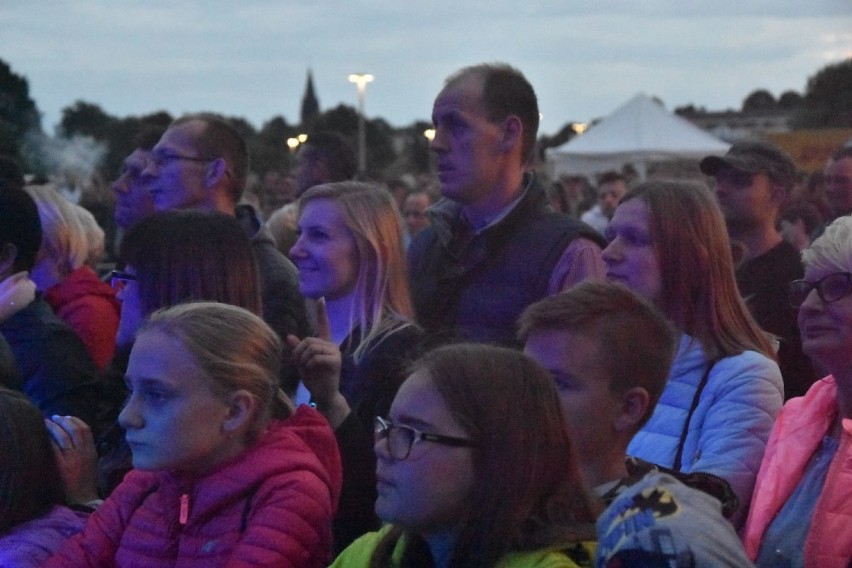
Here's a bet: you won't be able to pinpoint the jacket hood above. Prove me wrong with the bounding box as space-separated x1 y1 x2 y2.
43 266 118 308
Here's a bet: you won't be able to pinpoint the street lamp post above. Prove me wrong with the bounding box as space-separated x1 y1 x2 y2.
348 73 374 174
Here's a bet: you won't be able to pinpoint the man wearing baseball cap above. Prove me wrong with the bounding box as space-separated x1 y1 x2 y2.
700 141 817 399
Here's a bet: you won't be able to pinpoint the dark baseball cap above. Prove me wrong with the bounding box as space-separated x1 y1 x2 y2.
700 141 797 190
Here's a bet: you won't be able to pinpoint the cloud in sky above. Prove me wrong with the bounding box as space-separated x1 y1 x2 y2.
1 1 850 136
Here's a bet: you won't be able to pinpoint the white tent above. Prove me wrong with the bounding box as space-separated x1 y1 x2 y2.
546 93 730 180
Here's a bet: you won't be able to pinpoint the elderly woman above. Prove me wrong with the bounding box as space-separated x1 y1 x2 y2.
742 215 852 568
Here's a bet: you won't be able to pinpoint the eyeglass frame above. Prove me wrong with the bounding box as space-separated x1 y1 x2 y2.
787 271 852 308
109 269 137 290
373 416 478 460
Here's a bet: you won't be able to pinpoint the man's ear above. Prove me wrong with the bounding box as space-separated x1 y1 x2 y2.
204 157 229 189
222 389 258 435
613 387 650 433
0 243 18 278
500 115 523 153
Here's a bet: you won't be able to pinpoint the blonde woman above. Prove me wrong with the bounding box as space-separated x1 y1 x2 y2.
25 184 119 370
288 181 424 552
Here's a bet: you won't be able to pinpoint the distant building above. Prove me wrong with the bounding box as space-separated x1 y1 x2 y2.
300 69 320 127
677 107 796 143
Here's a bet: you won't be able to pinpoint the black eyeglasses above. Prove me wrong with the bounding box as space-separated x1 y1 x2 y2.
150 151 212 168
109 270 137 291
788 272 852 307
374 416 478 460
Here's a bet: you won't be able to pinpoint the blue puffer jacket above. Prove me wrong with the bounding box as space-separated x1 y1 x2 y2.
626 334 783 527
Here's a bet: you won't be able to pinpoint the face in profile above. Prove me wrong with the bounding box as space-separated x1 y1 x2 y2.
523 328 623 466
289 199 360 301
374 370 476 536
797 265 852 371
112 148 156 230
114 265 142 349
824 157 852 218
430 73 505 206
144 120 212 212
119 330 237 474
602 199 663 305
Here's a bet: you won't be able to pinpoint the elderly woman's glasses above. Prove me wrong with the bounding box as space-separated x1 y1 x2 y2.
109 270 137 291
788 272 852 307
374 416 477 460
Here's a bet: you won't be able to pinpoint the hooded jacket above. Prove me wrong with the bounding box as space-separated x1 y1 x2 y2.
742 376 852 568
43 266 120 371
47 406 343 568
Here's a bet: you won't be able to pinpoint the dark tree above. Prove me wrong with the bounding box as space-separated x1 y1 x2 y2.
0 59 42 164
778 90 804 109
793 58 852 128
742 89 777 112
251 115 294 175
59 101 115 139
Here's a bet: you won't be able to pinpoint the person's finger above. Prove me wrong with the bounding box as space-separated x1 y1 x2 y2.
55 415 94 450
316 297 331 341
286 334 302 350
45 418 74 450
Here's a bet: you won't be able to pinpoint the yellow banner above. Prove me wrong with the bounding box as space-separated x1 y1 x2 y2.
767 129 852 173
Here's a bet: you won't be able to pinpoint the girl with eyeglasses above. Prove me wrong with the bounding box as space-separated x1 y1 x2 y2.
743 215 852 567
601 180 783 528
330 343 599 568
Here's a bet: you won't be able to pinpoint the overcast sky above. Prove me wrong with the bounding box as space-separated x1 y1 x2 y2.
2 1 851 137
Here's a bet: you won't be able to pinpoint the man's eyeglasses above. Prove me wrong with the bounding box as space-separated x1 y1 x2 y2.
150 151 213 168
374 416 477 460
788 272 852 307
109 270 137 291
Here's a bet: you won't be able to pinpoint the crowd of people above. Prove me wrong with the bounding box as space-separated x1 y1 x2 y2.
0 61 851 567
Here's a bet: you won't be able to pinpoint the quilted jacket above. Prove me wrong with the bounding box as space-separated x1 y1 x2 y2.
43 266 120 371
742 376 852 568
46 406 342 567
626 334 783 527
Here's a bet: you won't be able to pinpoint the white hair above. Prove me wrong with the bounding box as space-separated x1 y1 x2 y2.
802 215 852 273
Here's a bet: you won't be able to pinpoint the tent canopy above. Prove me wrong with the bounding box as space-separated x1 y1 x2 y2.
546 93 730 180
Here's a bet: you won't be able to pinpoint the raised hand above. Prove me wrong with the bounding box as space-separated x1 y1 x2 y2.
287 298 351 428
45 415 101 506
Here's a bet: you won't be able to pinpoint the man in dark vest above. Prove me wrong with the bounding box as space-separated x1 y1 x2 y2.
408 63 605 345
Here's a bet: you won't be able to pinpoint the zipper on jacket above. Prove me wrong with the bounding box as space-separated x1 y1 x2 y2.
180 493 190 525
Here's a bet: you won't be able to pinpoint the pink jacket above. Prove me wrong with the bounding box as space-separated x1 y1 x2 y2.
742 376 852 568
43 266 119 370
47 406 342 567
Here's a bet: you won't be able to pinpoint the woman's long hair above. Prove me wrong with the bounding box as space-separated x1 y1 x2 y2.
624 181 775 360
0 389 66 535
371 344 599 568
298 182 414 362
120 210 262 319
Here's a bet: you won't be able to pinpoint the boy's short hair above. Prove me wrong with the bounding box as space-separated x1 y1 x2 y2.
518 281 677 421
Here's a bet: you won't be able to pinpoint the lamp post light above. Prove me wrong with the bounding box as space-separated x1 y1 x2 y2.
348 73 374 174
